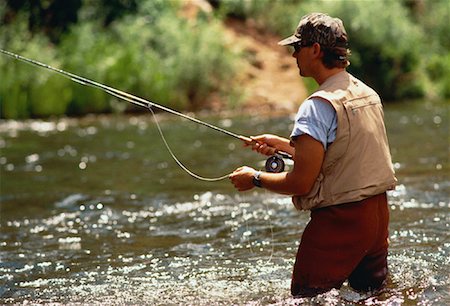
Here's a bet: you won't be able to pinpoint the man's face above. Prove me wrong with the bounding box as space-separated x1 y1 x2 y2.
292 44 310 77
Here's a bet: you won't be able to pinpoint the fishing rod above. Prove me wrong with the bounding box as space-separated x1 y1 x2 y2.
0 49 291 174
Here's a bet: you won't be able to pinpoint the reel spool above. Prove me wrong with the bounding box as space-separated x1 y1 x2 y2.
265 154 285 173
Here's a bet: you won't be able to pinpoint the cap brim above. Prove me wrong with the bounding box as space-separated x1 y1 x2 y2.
278 35 301 46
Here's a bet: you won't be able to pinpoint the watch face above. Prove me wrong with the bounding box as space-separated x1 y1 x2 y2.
253 173 262 188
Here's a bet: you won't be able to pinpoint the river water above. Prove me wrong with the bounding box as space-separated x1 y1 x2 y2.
0 100 448 305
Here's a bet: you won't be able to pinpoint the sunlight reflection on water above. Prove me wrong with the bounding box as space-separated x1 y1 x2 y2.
1 188 449 304
1 101 449 304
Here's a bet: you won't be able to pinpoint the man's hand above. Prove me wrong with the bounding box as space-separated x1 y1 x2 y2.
229 166 257 191
242 134 294 156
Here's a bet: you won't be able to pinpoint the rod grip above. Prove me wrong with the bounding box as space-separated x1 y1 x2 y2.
238 135 292 160
239 135 254 144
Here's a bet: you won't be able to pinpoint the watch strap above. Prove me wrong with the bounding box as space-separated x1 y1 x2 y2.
252 171 262 188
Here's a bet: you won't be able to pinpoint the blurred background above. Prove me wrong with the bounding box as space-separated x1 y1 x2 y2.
0 0 449 118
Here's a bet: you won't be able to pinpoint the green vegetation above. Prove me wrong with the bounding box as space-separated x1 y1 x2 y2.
1 0 448 119
217 0 450 100
0 0 239 118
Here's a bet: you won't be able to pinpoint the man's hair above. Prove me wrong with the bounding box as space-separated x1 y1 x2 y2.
278 12 351 69
322 46 351 69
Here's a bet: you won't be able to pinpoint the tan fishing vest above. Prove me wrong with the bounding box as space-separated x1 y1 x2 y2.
293 71 397 210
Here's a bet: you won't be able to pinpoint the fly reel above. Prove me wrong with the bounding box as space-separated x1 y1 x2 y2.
265 154 285 173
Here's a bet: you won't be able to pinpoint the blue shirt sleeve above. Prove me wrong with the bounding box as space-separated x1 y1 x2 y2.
290 97 337 150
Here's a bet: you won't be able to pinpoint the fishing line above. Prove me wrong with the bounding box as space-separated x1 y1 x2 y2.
263 199 275 265
0 49 248 141
104 84 230 181
2 49 278 263
0 49 292 179
240 197 275 265
147 106 230 181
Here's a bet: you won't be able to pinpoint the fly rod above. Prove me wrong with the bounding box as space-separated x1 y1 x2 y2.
0 49 247 139
0 49 292 171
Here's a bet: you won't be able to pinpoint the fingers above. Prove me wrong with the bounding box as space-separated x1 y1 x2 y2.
240 134 278 156
228 166 255 191
240 134 269 146
229 166 245 177
250 141 276 156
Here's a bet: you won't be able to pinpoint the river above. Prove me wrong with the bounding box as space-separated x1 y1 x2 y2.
0 100 448 305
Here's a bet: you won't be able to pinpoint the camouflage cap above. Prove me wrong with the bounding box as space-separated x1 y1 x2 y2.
278 12 348 48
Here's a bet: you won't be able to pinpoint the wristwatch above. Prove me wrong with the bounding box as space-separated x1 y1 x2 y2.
253 171 263 188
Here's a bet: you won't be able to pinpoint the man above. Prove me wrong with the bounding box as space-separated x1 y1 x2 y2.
229 13 397 297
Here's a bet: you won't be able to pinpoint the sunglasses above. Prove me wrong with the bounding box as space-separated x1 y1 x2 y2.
293 42 313 53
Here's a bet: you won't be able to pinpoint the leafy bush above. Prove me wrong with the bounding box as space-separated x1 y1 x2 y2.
218 0 448 100
1 0 447 119
0 13 72 118
321 0 426 100
417 0 450 99
0 0 239 118
148 12 236 110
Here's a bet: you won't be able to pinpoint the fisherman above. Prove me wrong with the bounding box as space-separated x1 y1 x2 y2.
229 12 397 297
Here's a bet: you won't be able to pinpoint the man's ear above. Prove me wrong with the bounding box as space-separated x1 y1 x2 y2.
311 42 322 58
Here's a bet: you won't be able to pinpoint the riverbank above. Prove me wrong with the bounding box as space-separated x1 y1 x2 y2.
2 0 448 119
221 18 307 116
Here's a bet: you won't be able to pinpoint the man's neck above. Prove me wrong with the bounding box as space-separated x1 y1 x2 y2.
314 68 345 85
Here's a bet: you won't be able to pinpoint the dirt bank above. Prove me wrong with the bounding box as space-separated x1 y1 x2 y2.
223 18 308 116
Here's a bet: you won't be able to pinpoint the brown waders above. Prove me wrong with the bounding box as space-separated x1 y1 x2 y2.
291 192 389 297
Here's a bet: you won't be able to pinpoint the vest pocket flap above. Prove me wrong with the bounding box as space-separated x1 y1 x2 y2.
343 95 380 114
293 173 325 210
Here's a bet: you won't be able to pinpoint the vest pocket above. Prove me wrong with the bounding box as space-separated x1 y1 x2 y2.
345 96 380 115
293 173 325 210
